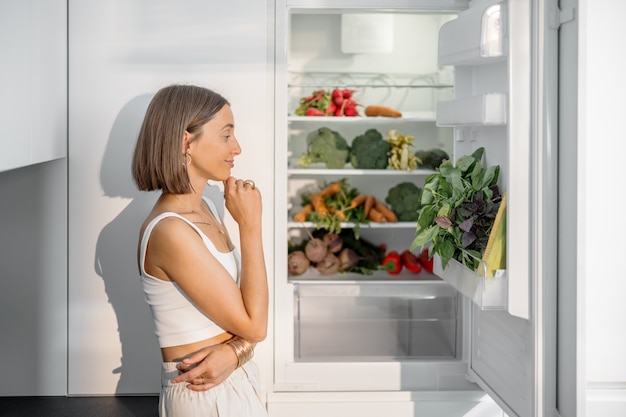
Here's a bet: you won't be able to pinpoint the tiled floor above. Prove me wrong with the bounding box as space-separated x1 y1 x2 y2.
0 396 159 417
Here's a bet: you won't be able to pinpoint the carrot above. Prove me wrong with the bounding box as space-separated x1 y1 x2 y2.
334 210 346 221
310 193 328 216
294 204 313 222
350 194 368 208
368 207 387 223
319 182 341 198
364 105 402 118
364 195 376 217
374 199 398 223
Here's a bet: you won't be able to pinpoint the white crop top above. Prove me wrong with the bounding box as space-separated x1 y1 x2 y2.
139 199 241 348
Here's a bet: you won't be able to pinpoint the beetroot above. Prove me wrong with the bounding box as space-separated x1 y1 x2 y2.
288 251 310 276
316 253 341 275
338 248 360 271
305 238 328 263
323 233 343 253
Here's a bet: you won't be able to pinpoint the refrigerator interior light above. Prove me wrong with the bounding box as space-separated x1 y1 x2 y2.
341 14 394 54
480 4 503 57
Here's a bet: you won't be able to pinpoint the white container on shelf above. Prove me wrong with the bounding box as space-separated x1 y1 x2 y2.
438 1 506 66
436 93 507 126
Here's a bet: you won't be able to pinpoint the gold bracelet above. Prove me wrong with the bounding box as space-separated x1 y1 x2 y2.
225 336 254 368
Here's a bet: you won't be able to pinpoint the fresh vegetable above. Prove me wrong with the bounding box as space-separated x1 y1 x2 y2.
310 193 329 216
289 229 385 276
364 105 402 118
385 182 422 221
293 204 313 222
338 247 360 271
363 195 375 217
416 248 434 274
400 250 422 274
319 182 341 198
323 233 343 253
295 89 332 116
298 127 350 169
373 199 398 223
414 148 450 170
386 130 420 171
288 251 310 275
305 108 325 116
410 147 502 271
367 207 386 223
381 251 402 275
331 88 360 117
350 194 368 208
349 129 390 169
300 179 368 235
305 238 328 263
316 253 341 275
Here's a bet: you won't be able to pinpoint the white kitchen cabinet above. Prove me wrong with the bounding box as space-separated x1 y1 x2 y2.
0 0 67 172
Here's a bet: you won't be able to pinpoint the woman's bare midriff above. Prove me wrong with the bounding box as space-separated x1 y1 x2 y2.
161 332 233 362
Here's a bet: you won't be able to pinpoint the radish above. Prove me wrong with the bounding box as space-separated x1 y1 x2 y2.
325 101 337 116
332 89 344 106
305 108 324 116
344 106 359 117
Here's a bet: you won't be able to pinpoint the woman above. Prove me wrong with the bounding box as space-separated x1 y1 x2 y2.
132 84 268 416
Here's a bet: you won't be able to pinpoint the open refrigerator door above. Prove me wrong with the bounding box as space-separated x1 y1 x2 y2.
434 0 558 415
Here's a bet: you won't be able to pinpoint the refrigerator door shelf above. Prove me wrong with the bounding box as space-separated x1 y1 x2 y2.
436 93 507 126
438 1 507 66
433 254 507 310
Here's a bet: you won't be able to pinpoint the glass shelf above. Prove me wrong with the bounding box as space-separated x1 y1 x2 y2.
288 71 451 89
287 221 417 229
289 269 441 282
287 167 436 176
288 111 438 122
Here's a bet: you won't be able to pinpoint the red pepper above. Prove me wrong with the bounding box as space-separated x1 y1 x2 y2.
382 251 402 275
401 250 423 274
416 249 434 273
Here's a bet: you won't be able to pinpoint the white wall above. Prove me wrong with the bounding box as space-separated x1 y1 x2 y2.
0 159 67 396
579 0 626 415
68 0 274 395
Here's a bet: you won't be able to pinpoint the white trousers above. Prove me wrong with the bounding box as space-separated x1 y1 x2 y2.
160 361 267 417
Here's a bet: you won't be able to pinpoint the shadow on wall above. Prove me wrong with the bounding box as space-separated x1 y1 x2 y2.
95 94 162 394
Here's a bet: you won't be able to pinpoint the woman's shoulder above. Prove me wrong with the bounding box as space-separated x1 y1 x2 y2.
140 200 197 242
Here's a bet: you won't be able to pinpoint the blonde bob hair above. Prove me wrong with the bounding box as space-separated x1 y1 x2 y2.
132 84 229 194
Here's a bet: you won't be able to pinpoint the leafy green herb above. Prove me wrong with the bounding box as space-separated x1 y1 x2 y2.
410 147 502 272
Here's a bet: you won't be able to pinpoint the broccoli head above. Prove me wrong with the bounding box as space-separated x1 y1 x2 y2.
299 127 350 169
349 129 390 169
385 182 422 221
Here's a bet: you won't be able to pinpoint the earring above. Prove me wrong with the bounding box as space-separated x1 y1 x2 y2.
183 151 191 167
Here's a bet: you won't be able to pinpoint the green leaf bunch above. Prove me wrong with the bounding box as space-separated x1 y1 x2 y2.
410 147 502 272
301 178 369 236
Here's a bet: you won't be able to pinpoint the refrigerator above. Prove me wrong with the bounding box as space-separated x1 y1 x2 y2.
272 0 560 416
